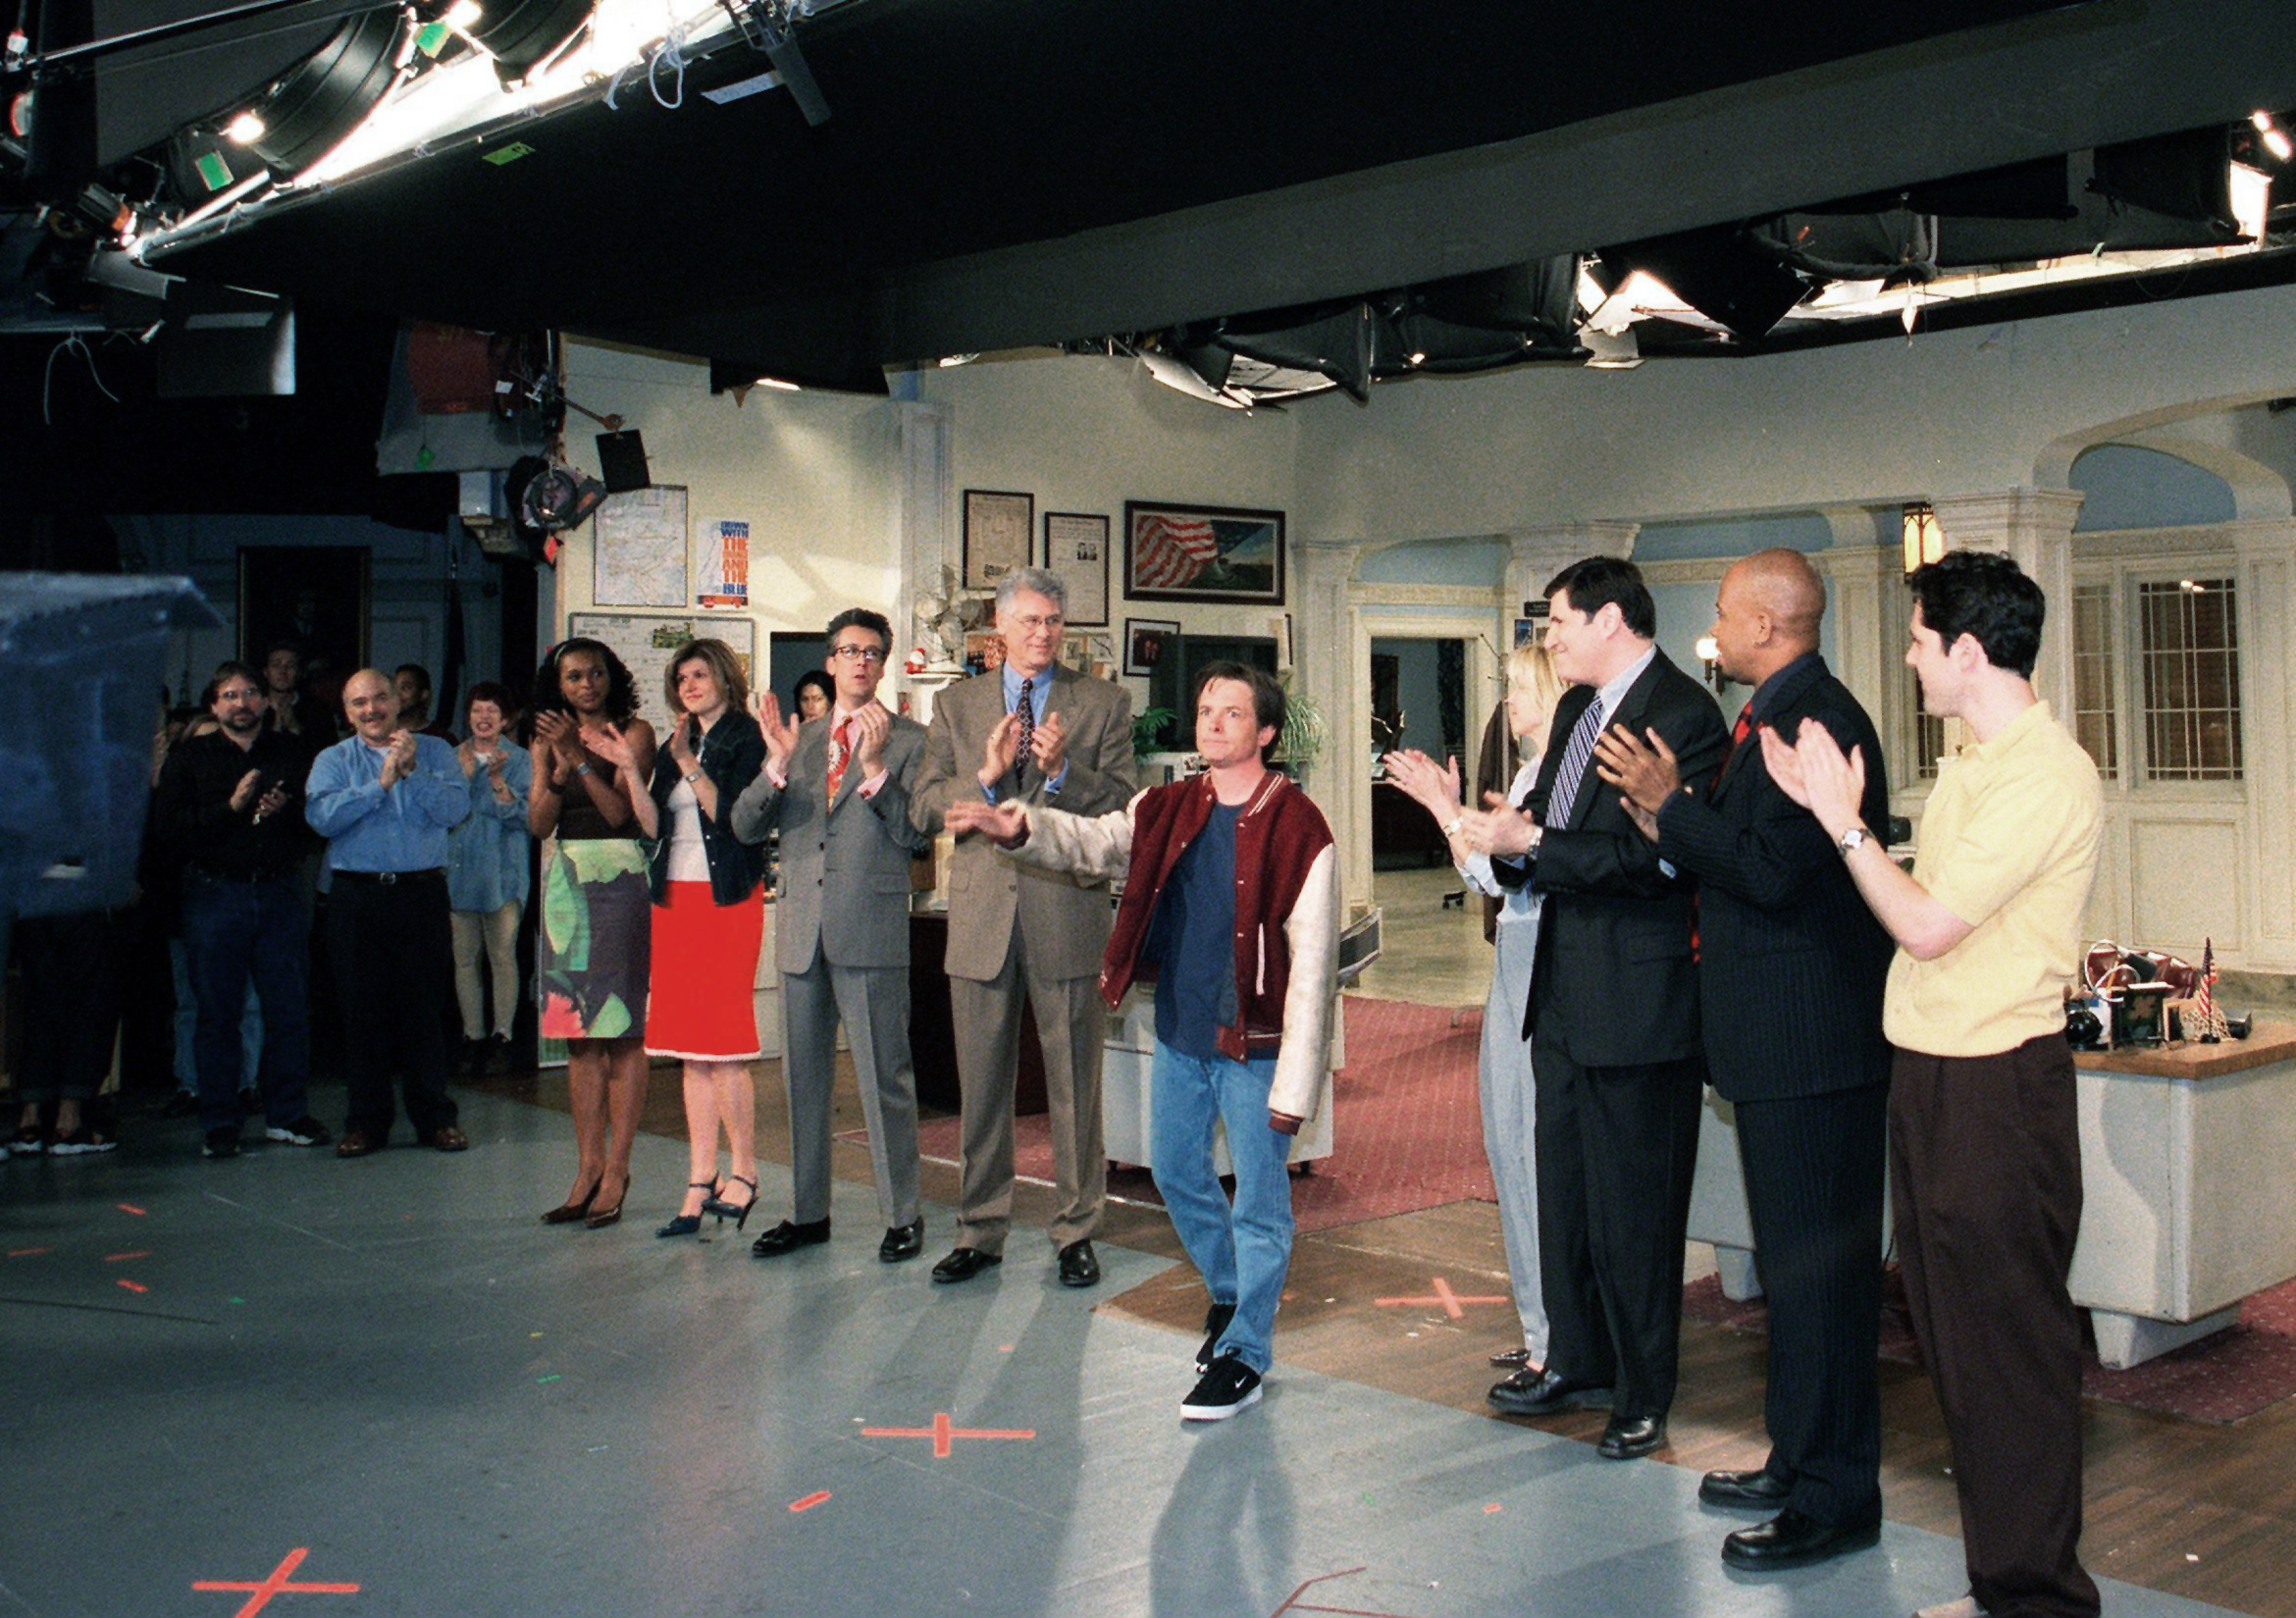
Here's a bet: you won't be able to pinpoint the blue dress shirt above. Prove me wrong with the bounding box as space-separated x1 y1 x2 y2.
306 733 473 878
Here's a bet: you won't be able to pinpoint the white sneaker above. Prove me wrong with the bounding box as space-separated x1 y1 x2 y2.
1180 1353 1263 1421
1913 1597 1988 1618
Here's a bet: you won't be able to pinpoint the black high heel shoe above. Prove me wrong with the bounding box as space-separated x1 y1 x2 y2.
544 1178 601 1226
655 1176 723 1239
704 1174 758 1230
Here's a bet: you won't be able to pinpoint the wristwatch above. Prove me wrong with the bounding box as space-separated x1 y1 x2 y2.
683 767 704 785
1837 826 1873 858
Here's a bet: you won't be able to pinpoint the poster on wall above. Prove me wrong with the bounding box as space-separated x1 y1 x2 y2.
699 518 750 609
1122 500 1285 605
1041 511 1110 626
962 489 1032 591
593 485 689 608
566 612 757 719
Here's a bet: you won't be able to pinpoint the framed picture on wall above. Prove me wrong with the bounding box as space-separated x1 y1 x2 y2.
238 546 370 714
1122 500 1285 605
1123 617 1179 678
1041 511 1110 626
962 489 1033 591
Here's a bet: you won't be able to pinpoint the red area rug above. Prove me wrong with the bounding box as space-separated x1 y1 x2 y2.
1683 1269 2296 1425
899 996 1493 1235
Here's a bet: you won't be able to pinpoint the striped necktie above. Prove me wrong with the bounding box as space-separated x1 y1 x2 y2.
1544 697 1606 829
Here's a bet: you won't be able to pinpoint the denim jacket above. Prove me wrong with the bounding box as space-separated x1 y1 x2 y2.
646 711 766 906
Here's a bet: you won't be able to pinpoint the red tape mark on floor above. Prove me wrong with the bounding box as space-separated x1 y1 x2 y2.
1372 1277 1509 1320
117 1279 149 1294
7 1247 50 1258
192 1547 359 1618
117 1203 147 1216
860 1411 1035 1458
1272 1566 1421 1617
789 1491 831 1512
104 1250 152 1263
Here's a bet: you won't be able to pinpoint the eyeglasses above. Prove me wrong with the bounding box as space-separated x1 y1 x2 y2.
1008 614 1064 633
829 644 888 663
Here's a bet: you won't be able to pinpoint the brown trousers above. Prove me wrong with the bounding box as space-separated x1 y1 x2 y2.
1890 1035 2101 1618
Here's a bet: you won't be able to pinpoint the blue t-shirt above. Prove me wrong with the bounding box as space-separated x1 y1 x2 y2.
1149 801 1248 1060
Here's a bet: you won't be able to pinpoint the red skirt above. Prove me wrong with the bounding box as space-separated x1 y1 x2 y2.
644 882 764 1061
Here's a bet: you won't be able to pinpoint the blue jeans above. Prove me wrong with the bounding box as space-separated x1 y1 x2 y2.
1149 1043 1295 1376
171 938 260 1092
180 872 310 1133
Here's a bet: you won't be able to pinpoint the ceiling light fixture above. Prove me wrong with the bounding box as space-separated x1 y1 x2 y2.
755 375 801 391
2254 110 2294 162
223 111 267 144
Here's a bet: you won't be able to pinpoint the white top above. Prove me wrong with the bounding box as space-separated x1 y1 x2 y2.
1459 755 1543 927
665 775 710 882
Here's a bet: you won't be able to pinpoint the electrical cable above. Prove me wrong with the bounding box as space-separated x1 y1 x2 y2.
43 332 120 424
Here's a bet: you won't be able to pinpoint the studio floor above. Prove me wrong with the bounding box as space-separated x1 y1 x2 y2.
2 1057 2282 1618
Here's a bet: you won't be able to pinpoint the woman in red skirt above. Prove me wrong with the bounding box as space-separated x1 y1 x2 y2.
593 638 766 1237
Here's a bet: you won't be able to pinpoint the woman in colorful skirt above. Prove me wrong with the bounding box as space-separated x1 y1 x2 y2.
529 640 654 1230
593 639 767 1238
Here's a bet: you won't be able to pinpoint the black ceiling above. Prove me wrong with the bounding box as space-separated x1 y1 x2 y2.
146 0 2296 384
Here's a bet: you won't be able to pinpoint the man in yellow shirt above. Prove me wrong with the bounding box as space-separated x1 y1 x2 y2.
1761 549 2103 1618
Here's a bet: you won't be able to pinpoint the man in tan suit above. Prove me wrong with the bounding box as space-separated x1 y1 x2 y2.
912 567 1135 1286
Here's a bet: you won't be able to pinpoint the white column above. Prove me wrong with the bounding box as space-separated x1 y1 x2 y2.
1294 537 1368 907
1810 543 1898 739
889 399 953 707
1930 489 2087 721
2234 522 2296 968
1504 522 1641 620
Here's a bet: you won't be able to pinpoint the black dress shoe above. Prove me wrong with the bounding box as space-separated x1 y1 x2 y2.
751 1218 831 1258
1487 1367 1613 1416
1700 1467 1794 1510
1489 1345 1537 1370
878 1220 925 1263
931 1246 1003 1284
1720 1506 1883 1571
1596 1413 1668 1460
1056 1239 1100 1288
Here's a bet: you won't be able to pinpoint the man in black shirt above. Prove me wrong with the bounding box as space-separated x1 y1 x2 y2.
153 662 331 1159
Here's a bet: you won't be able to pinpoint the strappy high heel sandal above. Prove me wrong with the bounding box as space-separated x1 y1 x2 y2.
703 1174 758 1230
655 1176 723 1239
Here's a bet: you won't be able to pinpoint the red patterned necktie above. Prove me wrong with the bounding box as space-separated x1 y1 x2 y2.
1713 703 1753 787
1015 678 1035 785
825 717 853 800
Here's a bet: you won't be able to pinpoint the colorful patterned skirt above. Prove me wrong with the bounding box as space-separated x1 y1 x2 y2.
537 838 652 1042
644 881 764 1061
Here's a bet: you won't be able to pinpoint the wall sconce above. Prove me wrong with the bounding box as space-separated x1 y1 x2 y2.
1695 633 1725 693
1902 501 1945 575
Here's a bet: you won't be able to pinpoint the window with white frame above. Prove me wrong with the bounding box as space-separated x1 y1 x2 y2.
2136 577 2242 781
2070 581 2117 780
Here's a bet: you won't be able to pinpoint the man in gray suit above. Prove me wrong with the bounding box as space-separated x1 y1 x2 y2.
732 607 933 1262
912 567 1135 1287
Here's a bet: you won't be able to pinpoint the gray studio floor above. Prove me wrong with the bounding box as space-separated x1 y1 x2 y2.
0 1085 2244 1618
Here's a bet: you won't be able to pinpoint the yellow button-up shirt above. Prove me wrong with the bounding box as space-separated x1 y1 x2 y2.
1883 700 2104 1058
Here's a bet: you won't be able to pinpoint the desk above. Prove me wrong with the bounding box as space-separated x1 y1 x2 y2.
1686 1024 2296 1369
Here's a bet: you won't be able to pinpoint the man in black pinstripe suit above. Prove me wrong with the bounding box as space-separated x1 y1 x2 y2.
1596 549 1894 1571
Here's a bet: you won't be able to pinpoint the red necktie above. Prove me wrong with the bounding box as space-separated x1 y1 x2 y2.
1713 703 1753 788
825 717 853 800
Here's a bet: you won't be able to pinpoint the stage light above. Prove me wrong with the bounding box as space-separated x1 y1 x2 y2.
445 1 486 26
755 375 801 391
1581 326 1643 369
223 111 266 144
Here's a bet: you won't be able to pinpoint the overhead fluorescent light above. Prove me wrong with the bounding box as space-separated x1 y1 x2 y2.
2230 162 2272 243
755 376 801 391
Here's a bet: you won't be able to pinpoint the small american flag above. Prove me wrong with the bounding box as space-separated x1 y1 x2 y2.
2194 937 2222 1040
1132 513 1220 589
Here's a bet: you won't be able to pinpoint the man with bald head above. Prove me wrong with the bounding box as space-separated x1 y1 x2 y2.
305 669 474 1157
1595 548 1894 1573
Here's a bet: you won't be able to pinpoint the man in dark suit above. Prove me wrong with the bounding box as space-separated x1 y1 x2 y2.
1459 554 1725 1461
912 568 1135 1287
1595 549 1893 1570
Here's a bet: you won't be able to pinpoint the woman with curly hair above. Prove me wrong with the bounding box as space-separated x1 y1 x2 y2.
529 639 655 1229
591 639 766 1239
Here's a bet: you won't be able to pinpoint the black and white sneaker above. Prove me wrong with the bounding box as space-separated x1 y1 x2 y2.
202 1127 240 1160
47 1126 117 1156
1195 1301 1238 1374
1181 1353 1263 1422
264 1117 333 1147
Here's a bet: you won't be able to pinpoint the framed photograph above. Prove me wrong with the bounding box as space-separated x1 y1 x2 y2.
238 546 369 714
1122 500 1285 605
963 630 1008 676
962 489 1033 591
1041 511 1110 626
1123 617 1179 678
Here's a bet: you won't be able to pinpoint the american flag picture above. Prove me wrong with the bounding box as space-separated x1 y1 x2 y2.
1122 501 1286 604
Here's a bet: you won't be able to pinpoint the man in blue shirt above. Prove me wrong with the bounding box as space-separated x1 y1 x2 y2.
305 668 473 1158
